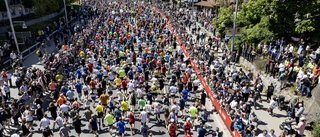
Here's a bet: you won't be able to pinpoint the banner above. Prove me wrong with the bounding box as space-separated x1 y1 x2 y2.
291 37 300 42
152 7 240 137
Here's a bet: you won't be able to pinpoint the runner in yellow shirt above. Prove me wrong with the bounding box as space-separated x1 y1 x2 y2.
121 98 129 117
114 77 121 89
96 102 104 128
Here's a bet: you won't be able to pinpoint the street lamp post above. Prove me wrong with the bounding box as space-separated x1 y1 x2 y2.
63 0 69 27
192 0 194 18
4 0 20 53
231 0 239 52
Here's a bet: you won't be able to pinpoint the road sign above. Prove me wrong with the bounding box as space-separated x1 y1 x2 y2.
226 27 242 37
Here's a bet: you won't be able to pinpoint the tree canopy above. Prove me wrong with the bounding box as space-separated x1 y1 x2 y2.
213 0 320 49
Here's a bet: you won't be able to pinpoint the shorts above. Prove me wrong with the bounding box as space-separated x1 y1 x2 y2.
84 92 88 96
180 106 185 110
26 120 33 123
184 129 191 134
171 94 175 98
68 99 74 102
164 113 169 118
201 101 206 105
194 86 198 91
129 121 135 124
152 93 157 96
160 85 164 90
92 128 97 131
123 87 127 91
98 112 103 118
202 120 207 125
169 132 176 137
63 112 69 117
91 96 96 100
75 129 81 133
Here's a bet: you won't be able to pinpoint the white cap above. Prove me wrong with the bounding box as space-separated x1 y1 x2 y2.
300 117 306 120
170 119 175 123
187 118 191 121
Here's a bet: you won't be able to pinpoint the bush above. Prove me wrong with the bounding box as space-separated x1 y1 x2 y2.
311 121 320 137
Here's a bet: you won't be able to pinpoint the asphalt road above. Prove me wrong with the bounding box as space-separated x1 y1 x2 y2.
3 8 231 137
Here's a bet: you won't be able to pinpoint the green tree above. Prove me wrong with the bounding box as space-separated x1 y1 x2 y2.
0 0 6 12
212 6 233 37
22 0 34 9
312 121 320 137
47 0 60 13
32 0 47 16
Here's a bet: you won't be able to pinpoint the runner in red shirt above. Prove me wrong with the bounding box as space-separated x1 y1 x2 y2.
127 109 135 135
168 119 177 137
87 63 93 72
183 118 192 135
121 79 128 94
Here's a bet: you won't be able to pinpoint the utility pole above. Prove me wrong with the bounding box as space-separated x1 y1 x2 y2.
64 0 69 27
4 0 19 53
231 0 239 52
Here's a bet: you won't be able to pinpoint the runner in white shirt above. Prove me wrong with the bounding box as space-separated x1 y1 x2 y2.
39 114 50 130
128 81 134 93
169 85 177 104
108 72 114 81
136 88 142 99
103 70 108 77
139 107 149 125
152 99 162 123
54 113 65 129
60 103 69 122
181 63 186 71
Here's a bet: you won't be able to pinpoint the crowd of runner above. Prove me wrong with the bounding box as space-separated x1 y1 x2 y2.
0 0 310 137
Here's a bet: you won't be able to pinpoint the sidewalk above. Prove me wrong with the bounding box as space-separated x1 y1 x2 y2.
186 22 289 135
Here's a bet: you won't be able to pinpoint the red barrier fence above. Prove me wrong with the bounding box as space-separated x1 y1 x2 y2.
152 7 240 137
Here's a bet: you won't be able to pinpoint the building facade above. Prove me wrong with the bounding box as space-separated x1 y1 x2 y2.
0 0 34 21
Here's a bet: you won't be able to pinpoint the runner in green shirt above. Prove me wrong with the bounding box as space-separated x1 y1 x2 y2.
104 110 114 136
138 98 147 111
119 69 125 79
189 103 198 125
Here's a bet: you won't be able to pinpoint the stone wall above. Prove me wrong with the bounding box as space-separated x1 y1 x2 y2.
304 84 320 123
239 57 281 92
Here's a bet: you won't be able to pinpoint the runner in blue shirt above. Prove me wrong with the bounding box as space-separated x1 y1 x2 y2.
198 125 207 137
116 117 125 137
74 82 82 99
182 89 189 100
179 95 186 118
97 71 103 81
76 69 82 79
142 62 147 71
